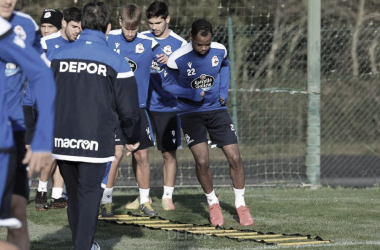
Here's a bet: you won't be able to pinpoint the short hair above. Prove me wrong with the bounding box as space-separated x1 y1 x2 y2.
120 4 142 28
191 18 213 38
62 7 81 23
81 2 110 34
145 1 169 19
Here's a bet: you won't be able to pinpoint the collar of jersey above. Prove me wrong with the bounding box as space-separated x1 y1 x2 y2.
78 29 107 45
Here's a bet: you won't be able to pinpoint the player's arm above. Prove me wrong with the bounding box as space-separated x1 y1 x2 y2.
219 56 230 105
113 60 141 145
162 59 204 101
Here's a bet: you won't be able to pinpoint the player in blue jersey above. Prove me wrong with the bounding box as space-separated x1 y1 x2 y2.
0 13 56 249
101 3 161 217
40 7 81 59
163 19 254 227
0 1 55 248
125 1 187 211
49 2 140 249
24 7 81 212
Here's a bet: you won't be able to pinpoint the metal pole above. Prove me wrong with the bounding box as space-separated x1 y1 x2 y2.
306 0 321 188
227 17 239 137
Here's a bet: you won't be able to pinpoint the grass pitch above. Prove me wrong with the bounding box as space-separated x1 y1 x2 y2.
0 187 379 249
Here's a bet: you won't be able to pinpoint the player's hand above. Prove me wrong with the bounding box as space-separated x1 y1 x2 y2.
22 149 52 178
125 142 140 156
201 91 205 98
156 54 168 64
219 97 225 105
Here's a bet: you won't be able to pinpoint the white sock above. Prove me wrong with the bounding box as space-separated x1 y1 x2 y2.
139 188 150 204
102 187 113 204
38 180 48 192
162 186 174 199
205 190 219 205
51 187 63 199
234 187 246 208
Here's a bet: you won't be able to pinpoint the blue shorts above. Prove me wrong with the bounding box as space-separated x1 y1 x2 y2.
101 161 112 188
180 109 238 148
0 152 10 209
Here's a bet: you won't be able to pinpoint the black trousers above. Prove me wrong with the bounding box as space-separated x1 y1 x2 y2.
57 160 106 250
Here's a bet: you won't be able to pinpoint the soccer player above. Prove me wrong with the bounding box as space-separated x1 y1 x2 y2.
0 14 56 250
24 7 81 211
162 18 254 226
125 0 187 211
49 2 140 249
102 3 161 217
40 8 62 37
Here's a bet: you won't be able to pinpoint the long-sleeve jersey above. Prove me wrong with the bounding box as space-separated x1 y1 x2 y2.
163 42 230 113
107 31 161 108
50 29 141 163
40 30 70 60
0 17 56 152
140 30 187 112
6 11 43 132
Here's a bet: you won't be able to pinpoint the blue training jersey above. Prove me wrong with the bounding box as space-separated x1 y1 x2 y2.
0 17 56 152
40 30 71 60
163 42 230 113
6 11 42 131
140 30 187 112
107 31 161 108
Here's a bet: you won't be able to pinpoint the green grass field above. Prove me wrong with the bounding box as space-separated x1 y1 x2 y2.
0 187 379 249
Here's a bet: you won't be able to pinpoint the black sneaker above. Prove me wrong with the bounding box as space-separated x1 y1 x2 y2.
35 191 49 211
49 197 68 209
139 202 158 216
100 203 114 217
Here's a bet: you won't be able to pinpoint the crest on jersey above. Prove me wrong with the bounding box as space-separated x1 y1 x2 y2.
124 57 137 72
163 45 172 55
136 43 144 53
212 56 219 67
14 25 26 40
115 43 120 49
191 74 215 91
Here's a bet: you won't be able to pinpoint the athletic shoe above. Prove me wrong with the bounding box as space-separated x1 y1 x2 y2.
91 242 100 250
100 203 114 217
49 197 68 209
209 203 224 226
125 196 152 210
236 205 254 226
0 218 22 229
139 202 158 216
161 198 175 210
35 191 49 211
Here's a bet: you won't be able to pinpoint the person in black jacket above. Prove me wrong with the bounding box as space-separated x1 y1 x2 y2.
49 2 141 250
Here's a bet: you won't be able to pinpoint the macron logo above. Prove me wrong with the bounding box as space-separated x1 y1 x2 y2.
59 61 107 76
55 138 99 151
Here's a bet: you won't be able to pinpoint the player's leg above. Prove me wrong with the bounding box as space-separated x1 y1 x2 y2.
209 110 253 226
49 163 67 209
180 112 224 226
161 150 177 210
100 144 124 217
7 131 30 250
0 240 19 250
35 157 54 211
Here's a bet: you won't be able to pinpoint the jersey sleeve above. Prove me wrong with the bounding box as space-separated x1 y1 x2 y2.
0 29 56 152
219 56 230 104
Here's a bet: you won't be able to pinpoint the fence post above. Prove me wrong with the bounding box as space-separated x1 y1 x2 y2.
306 0 321 188
227 17 239 137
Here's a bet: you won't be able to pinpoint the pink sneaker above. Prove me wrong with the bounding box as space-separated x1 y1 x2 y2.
236 205 254 226
209 203 224 226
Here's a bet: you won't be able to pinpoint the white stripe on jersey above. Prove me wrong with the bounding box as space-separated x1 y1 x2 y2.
108 29 122 35
13 11 39 31
52 154 115 163
0 17 11 36
211 42 228 58
167 43 193 69
40 30 61 49
117 71 134 78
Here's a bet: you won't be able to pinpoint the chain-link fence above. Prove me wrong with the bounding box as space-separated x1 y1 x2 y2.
20 0 380 187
